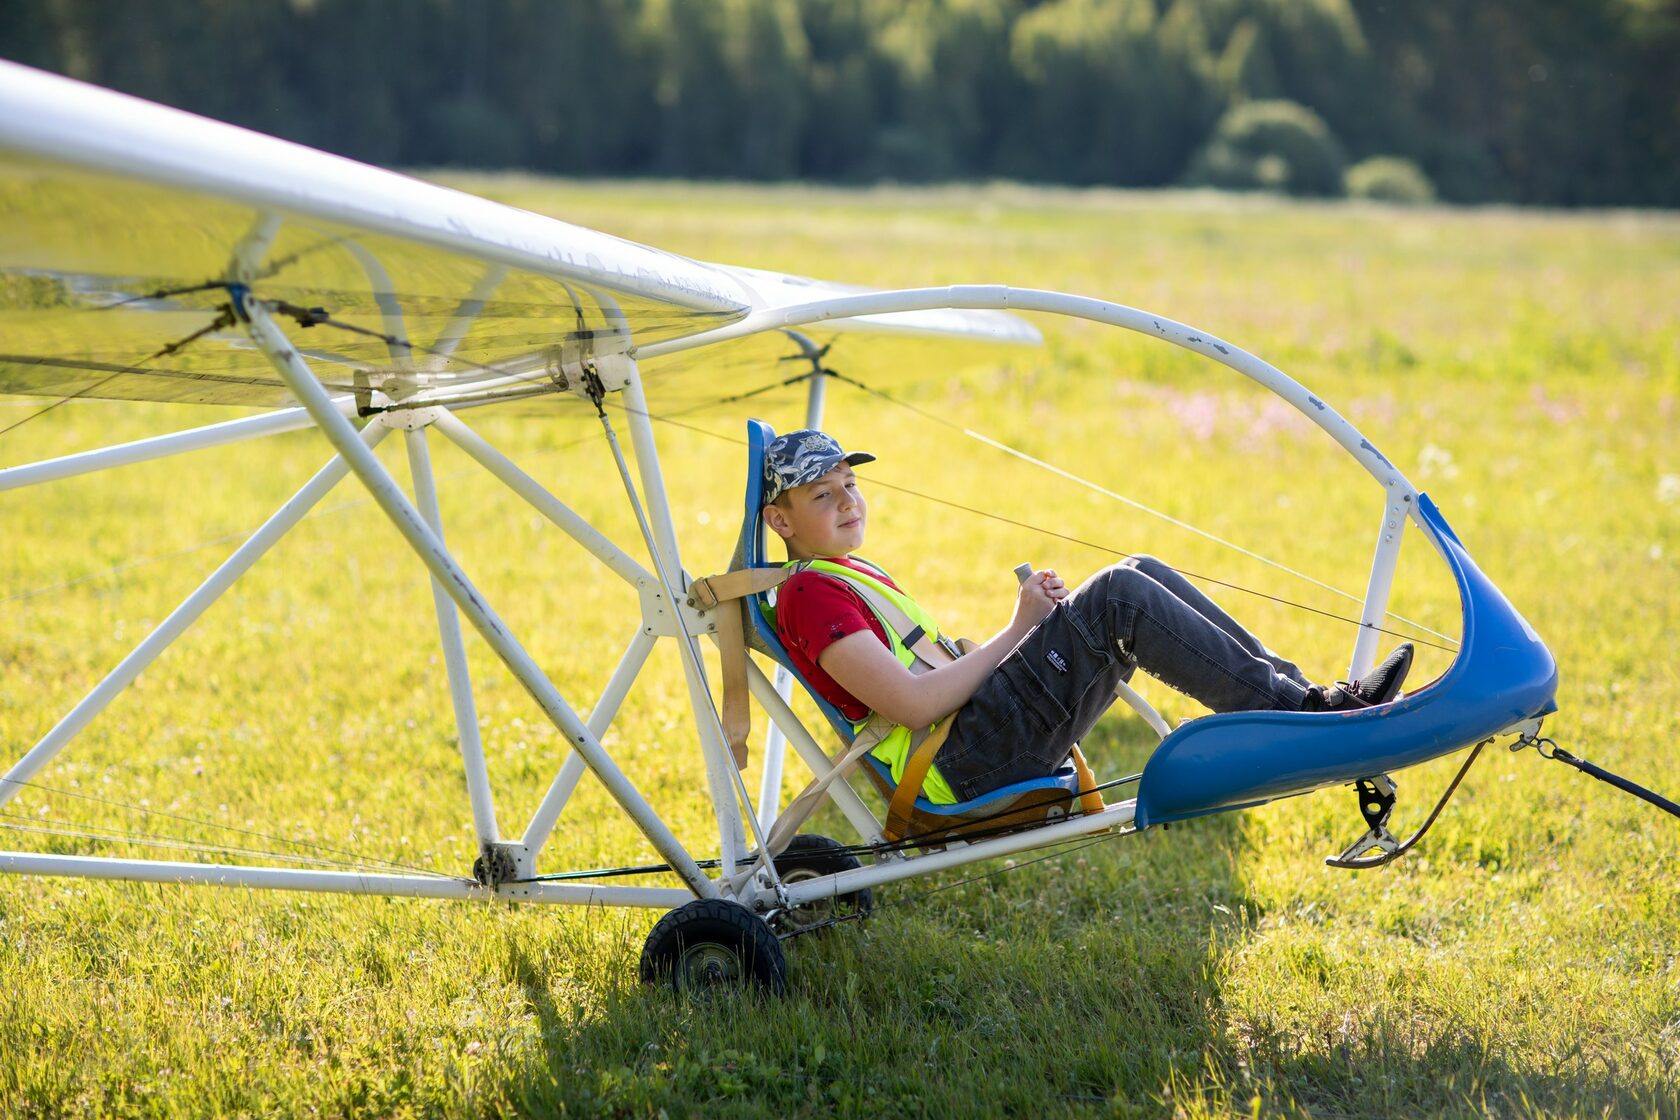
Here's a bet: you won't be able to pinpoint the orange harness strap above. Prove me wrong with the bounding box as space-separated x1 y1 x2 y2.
883 719 955 842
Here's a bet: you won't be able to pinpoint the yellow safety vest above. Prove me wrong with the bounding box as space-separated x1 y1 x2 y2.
780 557 960 805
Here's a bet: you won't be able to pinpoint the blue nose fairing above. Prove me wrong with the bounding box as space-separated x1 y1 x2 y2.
1133 493 1558 829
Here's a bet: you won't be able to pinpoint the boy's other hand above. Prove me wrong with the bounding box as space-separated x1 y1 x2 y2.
1012 568 1067 631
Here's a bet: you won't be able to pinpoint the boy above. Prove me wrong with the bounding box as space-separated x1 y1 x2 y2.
762 429 1414 805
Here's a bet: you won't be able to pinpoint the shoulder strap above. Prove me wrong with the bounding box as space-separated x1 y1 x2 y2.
689 567 793 769
791 560 957 669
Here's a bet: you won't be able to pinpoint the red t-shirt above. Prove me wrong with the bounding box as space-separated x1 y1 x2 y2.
774 556 901 723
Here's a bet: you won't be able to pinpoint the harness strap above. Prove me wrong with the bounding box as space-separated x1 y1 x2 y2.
689 568 793 769
791 560 960 668
884 719 955 841
1068 745 1105 815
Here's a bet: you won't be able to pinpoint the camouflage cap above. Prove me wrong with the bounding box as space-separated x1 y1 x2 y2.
762 429 876 505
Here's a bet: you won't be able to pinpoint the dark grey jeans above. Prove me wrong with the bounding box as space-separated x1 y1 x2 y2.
932 555 1312 801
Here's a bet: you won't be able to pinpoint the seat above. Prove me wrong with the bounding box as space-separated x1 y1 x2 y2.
735 418 1087 834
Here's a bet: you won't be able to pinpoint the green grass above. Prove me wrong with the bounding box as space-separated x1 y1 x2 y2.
2 180 1678 1118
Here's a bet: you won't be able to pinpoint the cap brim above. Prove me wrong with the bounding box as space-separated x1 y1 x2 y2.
842 451 876 467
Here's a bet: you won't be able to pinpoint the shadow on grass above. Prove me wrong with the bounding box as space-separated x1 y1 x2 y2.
493 715 1671 1117
1193 1012 1678 1119
489 717 1238 1115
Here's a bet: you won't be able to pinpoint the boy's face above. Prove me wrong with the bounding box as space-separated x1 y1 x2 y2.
763 464 867 559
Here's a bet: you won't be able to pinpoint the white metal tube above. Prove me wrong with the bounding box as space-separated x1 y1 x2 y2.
0 851 483 898
774 800 1138 908
618 376 685 576
241 299 716 900
1349 485 1412 680
619 371 749 873
744 660 886 846
755 365 830 829
403 426 499 845
506 881 697 907
1114 679 1171 740
430 264 507 361
0 850 694 907
0 401 354 493
0 424 389 811
756 666 794 830
637 286 1415 496
431 410 654 588
520 628 658 853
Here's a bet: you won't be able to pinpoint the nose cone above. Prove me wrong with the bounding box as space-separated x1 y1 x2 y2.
1134 492 1557 829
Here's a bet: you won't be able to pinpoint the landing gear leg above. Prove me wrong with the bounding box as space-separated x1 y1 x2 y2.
1325 775 1400 868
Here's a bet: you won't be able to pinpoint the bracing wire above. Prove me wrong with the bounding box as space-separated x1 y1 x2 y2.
824 369 1457 646
524 771 1146 884
0 776 456 879
0 306 239 441
0 811 455 876
614 400 1458 654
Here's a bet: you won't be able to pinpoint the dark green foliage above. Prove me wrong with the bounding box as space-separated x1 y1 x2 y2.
1185 99 1347 196
1 0 1674 205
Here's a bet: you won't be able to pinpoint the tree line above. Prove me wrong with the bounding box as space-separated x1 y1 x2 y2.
3 0 1676 207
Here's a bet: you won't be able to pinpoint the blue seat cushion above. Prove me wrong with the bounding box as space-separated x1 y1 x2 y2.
862 755 1083 816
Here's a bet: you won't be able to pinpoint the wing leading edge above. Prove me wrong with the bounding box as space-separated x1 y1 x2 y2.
0 62 1038 412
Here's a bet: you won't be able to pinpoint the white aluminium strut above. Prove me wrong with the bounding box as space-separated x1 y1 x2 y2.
0 401 355 494
618 371 752 877
770 797 1139 910
744 659 886 847
0 423 391 812
1348 482 1412 681
0 851 693 908
520 628 657 856
403 425 499 847
638 286 1417 496
755 352 832 830
432 410 653 588
240 294 717 900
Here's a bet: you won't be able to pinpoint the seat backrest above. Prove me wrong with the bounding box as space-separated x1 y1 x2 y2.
738 418 858 744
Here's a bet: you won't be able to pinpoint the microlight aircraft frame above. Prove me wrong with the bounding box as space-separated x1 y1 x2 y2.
0 62 1557 988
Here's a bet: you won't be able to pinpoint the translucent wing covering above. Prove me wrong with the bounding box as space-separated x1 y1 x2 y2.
0 62 1037 417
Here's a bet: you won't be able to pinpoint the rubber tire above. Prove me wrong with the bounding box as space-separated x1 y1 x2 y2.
770 833 874 933
639 898 787 995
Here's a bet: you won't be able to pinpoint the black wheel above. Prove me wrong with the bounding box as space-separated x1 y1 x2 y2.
769 833 874 935
639 898 787 995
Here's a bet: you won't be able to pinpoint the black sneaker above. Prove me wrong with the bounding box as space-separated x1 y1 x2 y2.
1301 643 1414 711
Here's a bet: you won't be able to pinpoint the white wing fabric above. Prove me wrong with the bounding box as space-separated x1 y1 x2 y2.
0 61 1037 413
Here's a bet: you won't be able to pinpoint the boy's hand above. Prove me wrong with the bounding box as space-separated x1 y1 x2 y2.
1012 568 1068 631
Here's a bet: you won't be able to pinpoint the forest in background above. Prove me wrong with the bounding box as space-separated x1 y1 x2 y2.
3 0 1677 208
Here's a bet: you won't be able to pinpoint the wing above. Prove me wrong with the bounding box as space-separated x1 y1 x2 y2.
0 62 1036 416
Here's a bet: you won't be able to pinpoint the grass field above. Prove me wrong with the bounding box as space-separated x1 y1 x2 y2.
2 179 1678 1118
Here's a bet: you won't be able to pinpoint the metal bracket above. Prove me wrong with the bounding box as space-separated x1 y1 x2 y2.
473 841 534 894
547 333 635 402
642 575 716 638
1326 774 1400 866
372 405 445 432
1505 717 1549 751
351 368 453 427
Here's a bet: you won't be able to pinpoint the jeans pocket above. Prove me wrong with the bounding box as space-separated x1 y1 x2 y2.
997 654 1071 736
1050 595 1115 662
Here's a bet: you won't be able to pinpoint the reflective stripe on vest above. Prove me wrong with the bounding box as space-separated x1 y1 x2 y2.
786 557 959 805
